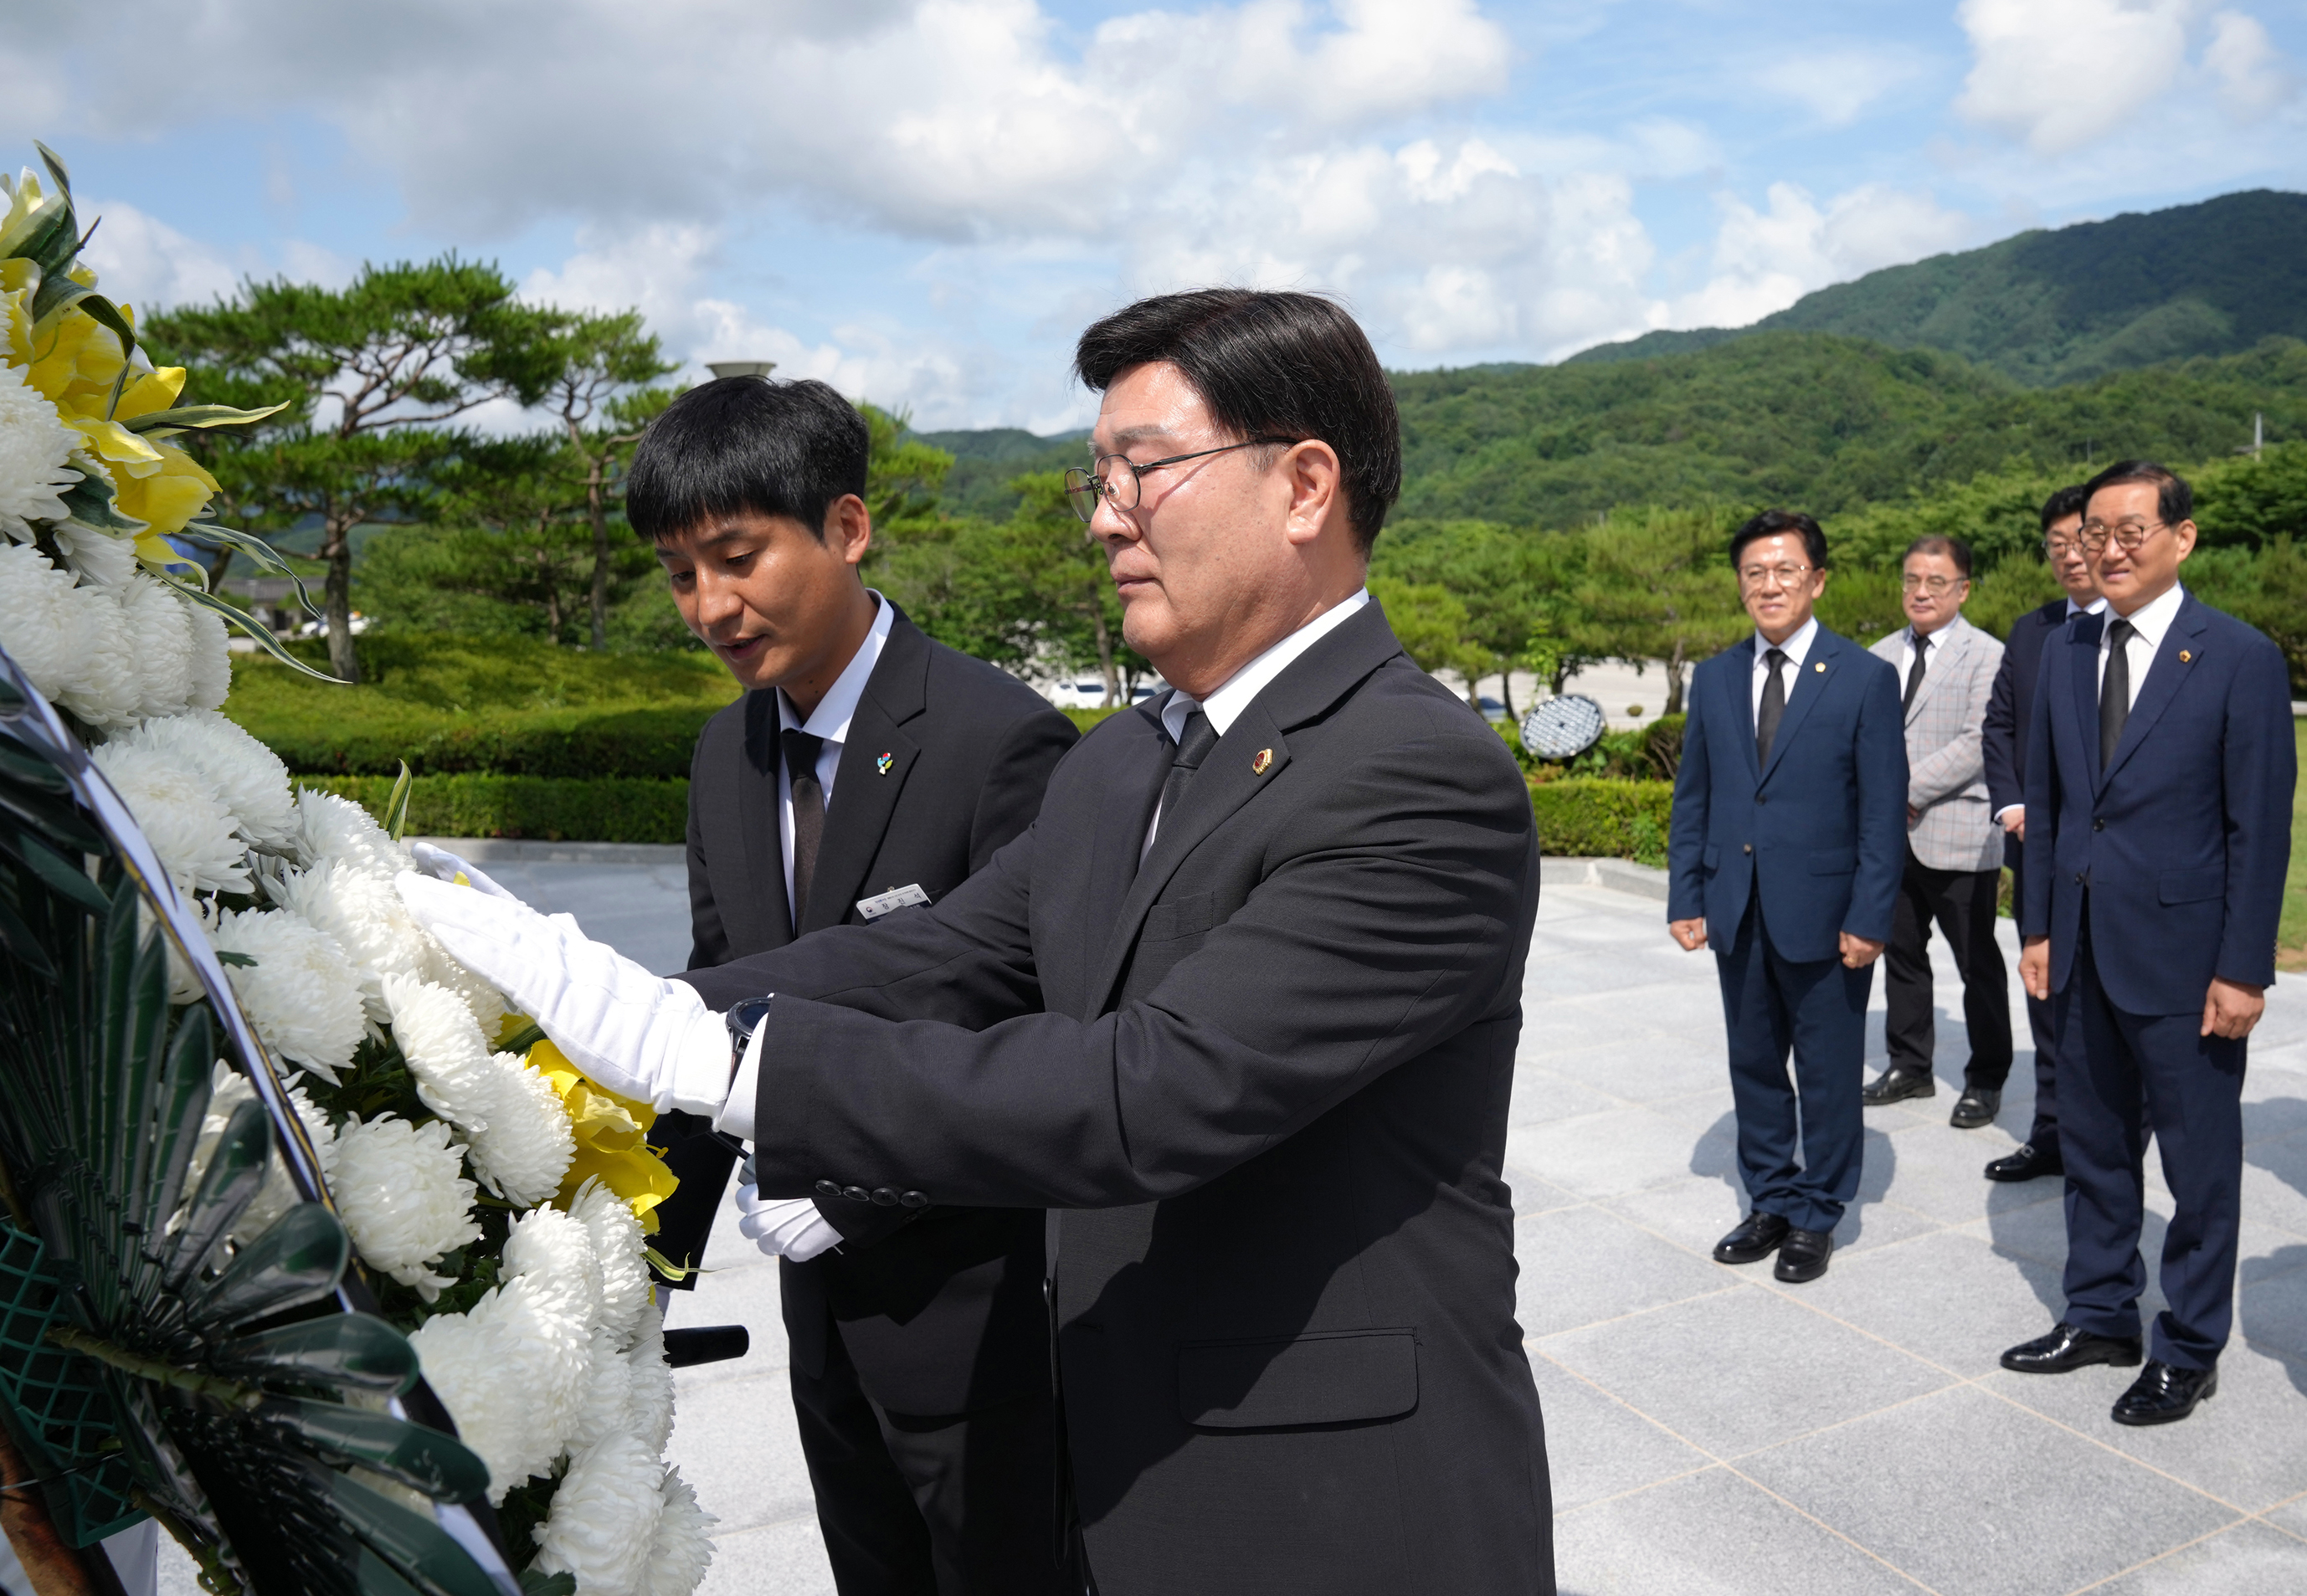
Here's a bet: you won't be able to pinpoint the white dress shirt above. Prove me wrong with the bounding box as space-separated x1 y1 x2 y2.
2097 581 2185 712
1993 596 2104 824
776 592 894 917
1750 615 1819 725
1143 588 1369 856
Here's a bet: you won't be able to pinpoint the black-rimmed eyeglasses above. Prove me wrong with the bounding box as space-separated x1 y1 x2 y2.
1062 438 1293 523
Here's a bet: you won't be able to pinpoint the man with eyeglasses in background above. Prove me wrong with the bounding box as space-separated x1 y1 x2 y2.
2000 460 2294 1426
1667 511 1906 1284
1976 485 2102 1184
1861 536 2012 1131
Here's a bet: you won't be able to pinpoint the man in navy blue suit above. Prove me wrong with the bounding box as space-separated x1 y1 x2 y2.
1668 511 1908 1283
1978 485 2103 1183
2001 460 2295 1426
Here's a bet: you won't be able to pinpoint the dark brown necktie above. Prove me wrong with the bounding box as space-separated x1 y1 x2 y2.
1903 633 1929 711
782 726 825 929
2099 618 2135 772
1755 648 1788 766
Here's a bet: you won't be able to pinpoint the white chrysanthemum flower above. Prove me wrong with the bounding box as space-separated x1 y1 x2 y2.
330 1115 480 1301
0 363 80 540
0 541 139 728
51 524 135 588
208 906 366 1083
465 1052 574 1208
116 573 198 725
502 1202 604 1329
121 711 298 849
573 1178 650 1348
294 787 408 878
424 941 507 1039
290 867 434 1020
183 600 230 713
624 1302 676 1456
382 974 500 1129
643 1467 717 1596
90 740 250 895
568 1327 633 1454
408 1306 537 1501
530 1432 665 1596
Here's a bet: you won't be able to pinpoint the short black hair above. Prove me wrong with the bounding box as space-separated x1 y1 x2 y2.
1728 509 1827 572
1073 289 1401 553
625 376 869 543
2038 484 2089 533
1903 535 1973 578
2082 459 2191 527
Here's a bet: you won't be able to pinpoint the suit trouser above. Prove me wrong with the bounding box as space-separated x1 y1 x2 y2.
2055 918 2246 1370
1714 897 1873 1234
2009 842 2063 1154
1883 854 2013 1089
793 1318 1066 1596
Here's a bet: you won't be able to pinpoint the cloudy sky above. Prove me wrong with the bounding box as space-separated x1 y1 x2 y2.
9 0 2305 430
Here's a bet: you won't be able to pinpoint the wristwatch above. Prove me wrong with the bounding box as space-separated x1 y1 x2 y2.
725 994 774 1077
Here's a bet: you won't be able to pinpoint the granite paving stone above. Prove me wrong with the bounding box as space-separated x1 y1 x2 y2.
1528 1363 1714 1512
1515 1205 1738 1338
2088 1522 2307 1596
1550 1466 1925 1596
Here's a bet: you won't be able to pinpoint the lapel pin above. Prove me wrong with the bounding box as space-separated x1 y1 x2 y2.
1251 748 1273 776
1813 662 1826 673
876 752 894 775
2179 650 2192 663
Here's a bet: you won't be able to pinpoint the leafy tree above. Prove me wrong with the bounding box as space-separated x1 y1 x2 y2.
533 310 676 649
1366 577 1487 693
145 257 561 680
1568 511 1748 714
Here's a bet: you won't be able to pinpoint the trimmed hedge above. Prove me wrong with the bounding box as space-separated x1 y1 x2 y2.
1529 777 1674 866
309 775 689 845
258 706 722 780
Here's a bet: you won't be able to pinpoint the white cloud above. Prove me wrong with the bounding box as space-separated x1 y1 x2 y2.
2205 9 2296 115
1956 0 2194 155
79 202 243 315
1662 182 1975 331
1760 47 1922 127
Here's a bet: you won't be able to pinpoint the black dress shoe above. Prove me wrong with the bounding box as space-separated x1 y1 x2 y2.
2000 1322 2145 1374
2112 1361 2217 1426
1862 1068 1935 1106
1713 1211 1790 1265
1774 1229 1833 1283
1950 1087 2001 1129
1984 1142 2063 1183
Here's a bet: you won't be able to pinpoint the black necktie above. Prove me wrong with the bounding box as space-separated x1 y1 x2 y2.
1156 709 1220 845
782 727 826 929
1903 633 1929 711
2100 618 2135 772
1755 648 1788 766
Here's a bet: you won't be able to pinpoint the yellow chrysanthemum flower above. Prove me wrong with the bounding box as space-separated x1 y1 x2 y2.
0 259 35 369
527 1037 680 1234
28 300 131 414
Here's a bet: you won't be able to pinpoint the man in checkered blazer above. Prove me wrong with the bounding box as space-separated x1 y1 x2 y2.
1862 536 2014 1130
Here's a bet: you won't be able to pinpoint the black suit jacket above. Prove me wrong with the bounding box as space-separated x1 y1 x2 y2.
1982 598 2095 920
665 603 1077 1416
683 602 1553 1596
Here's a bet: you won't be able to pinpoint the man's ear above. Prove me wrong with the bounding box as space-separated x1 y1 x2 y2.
2173 519 2198 562
825 494 874 567
1281 440 1344 548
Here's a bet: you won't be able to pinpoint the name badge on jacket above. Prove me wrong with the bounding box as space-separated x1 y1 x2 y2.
856 883 933 920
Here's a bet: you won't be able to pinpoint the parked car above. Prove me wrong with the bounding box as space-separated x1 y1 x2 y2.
1046 680 1163 711
1477 695 1508 722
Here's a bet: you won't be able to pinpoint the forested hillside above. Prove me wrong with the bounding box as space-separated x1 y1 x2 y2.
1569 189 2307 386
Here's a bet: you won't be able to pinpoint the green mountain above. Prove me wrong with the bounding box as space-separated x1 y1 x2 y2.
1569 189 2307 386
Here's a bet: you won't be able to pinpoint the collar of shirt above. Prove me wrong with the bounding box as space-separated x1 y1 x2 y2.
1752 615 1819 673
2104 582 2183 653
778 590 894 752
1161 588 1370 743
2066 596 2109 618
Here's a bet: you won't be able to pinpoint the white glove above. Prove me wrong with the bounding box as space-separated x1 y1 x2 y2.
394 872 734 1116
733 1180 840 1262
408 840 516 901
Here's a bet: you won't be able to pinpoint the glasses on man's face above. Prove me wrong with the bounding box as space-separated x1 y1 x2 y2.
1900 573 1965 595
2043 538 2085 561
1062 438 1292 523
2078 519 2166 555
1738 562 1812 591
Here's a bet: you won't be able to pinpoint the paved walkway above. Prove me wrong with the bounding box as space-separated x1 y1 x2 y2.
154 862 2307 1594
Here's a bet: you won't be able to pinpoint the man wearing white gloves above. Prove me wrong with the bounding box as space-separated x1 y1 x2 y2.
444 375 1079 1596
402 291 1553 1596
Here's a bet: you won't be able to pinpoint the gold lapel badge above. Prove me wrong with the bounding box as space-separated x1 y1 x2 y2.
2179 650 2192 663
1251 748 1274 776
1813 662 1826 673
876 752 894 775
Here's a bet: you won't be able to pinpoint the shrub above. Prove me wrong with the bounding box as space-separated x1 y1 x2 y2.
306 775 690 844
1530 778 1675 865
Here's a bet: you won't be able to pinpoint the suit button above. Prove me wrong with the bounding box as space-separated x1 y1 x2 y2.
2092 818 2104 831
1743 844 1753 854
841 1185 871 1204
2074 873 2085 885
813 1179 841 1199
1755 796 1767 805
870 1187 900 1208
899 1190 929 1209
